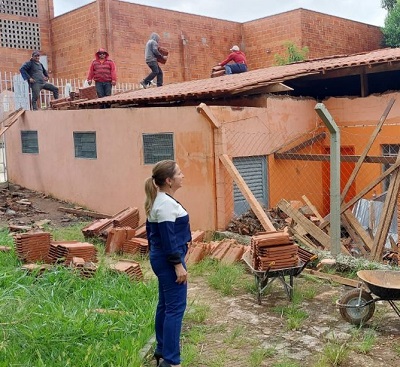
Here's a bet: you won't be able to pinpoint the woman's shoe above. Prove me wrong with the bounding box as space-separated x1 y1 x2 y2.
154 352 163 366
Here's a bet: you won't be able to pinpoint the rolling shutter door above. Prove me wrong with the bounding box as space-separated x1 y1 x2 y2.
233 156 268 216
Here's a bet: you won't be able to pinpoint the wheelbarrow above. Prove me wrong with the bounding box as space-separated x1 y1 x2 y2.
337 270 400 325
242 248 317 304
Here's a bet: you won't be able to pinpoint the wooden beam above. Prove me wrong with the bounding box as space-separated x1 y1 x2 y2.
58 207 112 219
274 153 397 164
320 160 400 230
303 269 361 288
341 98 395 202
342 209 373 252
301 195 324 223
196 103 221 129
283 132 326 154
277 199 331 249
370 153 400 261
0 108 24 137
219 154 276 232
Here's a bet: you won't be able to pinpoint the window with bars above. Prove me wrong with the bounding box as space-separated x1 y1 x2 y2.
382 144 400 191
143 133 174 164
21 130 38 154
74 132 97 159
0 20 40 49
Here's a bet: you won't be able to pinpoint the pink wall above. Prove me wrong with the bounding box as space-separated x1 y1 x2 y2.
5 107 215 230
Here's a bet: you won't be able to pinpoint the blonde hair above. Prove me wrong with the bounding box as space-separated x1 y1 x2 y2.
144 160 177 216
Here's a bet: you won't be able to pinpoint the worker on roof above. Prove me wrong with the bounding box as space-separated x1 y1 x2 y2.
218 45 248 75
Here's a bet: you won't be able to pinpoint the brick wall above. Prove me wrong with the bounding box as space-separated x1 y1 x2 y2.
3 1 384 85
243 9 383 70
2 0 53 75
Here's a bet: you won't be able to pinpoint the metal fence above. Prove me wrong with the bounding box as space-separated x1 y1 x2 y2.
0 71 137 115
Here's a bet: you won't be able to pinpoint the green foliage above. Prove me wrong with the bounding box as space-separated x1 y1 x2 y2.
206 261 247 296
382 2 400 47
381 0 398 11
274 41 309 66
317 341 350 366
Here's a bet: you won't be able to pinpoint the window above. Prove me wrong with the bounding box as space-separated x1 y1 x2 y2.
382 144 400 191
21 130 38 153
74 132 97 159
143 133 174 164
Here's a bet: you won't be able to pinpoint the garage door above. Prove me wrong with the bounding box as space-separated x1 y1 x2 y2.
233 156 268 216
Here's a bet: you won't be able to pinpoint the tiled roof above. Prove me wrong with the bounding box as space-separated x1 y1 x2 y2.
79 48 400 107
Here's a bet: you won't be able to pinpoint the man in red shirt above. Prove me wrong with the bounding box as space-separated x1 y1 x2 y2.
87 48 117 100
218 45 248 75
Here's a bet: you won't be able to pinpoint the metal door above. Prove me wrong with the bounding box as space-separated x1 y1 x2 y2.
233 156 268 216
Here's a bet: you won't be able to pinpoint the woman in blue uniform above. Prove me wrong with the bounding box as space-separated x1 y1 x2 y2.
145 160 191 367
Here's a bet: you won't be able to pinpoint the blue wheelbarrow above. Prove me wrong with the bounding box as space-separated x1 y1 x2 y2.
337 270 400 325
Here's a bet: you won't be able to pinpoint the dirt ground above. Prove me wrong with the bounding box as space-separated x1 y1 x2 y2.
1 186 400 367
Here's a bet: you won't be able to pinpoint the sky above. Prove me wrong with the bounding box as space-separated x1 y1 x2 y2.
53 0 388 27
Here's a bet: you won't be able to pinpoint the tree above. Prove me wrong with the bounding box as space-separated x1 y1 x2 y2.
382 2 400 47
381 0 398 10
274 41 309 66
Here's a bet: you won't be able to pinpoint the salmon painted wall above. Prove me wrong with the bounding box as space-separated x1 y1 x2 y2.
5 107 215 231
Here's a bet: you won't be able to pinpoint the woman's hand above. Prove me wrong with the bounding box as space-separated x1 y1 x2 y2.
174 263 188 284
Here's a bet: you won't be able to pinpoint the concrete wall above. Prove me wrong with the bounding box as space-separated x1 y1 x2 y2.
6 93 400 231
5 106 216 230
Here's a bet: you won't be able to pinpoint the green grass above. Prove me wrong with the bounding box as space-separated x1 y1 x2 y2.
0 227 158 367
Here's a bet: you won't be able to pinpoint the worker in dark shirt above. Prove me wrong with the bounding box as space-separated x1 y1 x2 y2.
20 50 59 111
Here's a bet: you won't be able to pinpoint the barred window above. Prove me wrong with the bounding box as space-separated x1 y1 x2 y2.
143 133 174 164
21 130 38 154
0 0 38 17
74 132 97 159
0 20 40 49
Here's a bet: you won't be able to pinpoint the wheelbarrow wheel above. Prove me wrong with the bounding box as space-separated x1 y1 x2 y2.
339 288 375 325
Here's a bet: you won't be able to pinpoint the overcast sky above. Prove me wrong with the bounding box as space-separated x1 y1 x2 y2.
54 0 387 27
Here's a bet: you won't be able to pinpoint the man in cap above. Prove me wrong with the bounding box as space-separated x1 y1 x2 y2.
20 50 59 110
218 45 248 75
86 48 117 101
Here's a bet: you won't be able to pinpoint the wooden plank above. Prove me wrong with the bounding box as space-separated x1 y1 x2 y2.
292 233 319 250
0 108 24 137
58 207 112 219
340 215 368 256
283 133 326 154
274 153 397 164
341 98 395 202
277 199 331 249
320 160 400 230
1 108 22 127
342 209 373 252
302 195 324 223
303 269 361 288
371 158 400 261
219 154 276 232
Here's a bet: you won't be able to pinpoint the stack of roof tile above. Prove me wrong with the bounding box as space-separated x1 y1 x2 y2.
82 218 113 238
105 227 136 254
70 256 97 278
211 65 225 78
14 232 52 263
78 85 98 100
48 241 97 264
133 224 147 238
112 207 140 229
251 232 299 271
110 260 143 281
122 237 149 256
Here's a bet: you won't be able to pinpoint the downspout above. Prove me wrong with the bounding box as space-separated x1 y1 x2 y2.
315 103 341 257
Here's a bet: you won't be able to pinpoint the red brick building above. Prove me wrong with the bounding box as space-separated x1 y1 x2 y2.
2 0 383 84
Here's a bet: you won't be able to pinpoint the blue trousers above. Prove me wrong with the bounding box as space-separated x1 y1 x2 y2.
225 63 247 75
150 253 187 365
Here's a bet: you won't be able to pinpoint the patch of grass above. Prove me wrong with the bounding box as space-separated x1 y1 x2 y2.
351 328 376 354
249 347 276 367
393 342 400 356
207 262 247 296
185 301 210 324
50 222 91 241
317 340 350 366
271 358 301 367
273 304 309 330
223 325 245 344
0 225 158 367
